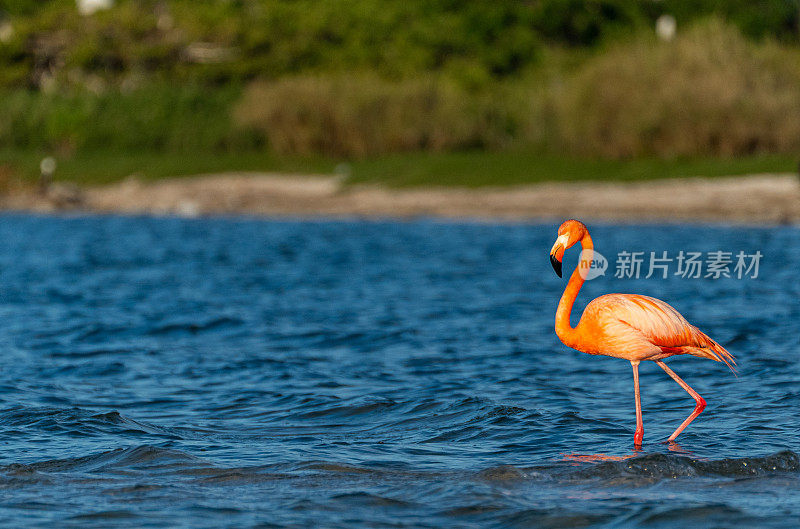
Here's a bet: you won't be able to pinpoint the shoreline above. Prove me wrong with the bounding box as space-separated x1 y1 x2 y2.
1 172 798 224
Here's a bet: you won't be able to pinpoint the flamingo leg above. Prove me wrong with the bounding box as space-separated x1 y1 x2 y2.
631 361 643 447
655 360 706 442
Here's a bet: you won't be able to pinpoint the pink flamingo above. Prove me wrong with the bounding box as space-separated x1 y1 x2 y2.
549 220 735 447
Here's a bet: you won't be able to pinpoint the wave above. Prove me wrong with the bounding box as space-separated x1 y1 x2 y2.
568 450 799 480
4 442 794 489
0 406 189 441
22 445 202 474
147 316 245 336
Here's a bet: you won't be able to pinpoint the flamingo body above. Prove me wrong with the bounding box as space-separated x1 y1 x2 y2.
549 219 735 447
568 293 734 367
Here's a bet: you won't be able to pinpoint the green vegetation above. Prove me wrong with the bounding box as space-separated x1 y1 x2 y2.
3 0 798 88
0 149 335 185
0 1 799 188
347 152 797 188
555 20 800 158
0 84 252 152
3 149 794 189
234 74 526 156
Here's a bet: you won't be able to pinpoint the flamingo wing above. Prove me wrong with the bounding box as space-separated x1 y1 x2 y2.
582 294 736 370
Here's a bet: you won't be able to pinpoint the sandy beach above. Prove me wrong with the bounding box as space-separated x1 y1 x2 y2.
2 172 798 224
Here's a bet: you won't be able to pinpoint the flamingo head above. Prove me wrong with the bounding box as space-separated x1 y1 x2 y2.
550 219 587 278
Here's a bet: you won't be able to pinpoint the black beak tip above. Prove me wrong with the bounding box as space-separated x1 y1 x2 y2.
550 254 562 278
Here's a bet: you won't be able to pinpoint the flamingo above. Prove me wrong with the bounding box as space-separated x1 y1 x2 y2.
549 219 735 447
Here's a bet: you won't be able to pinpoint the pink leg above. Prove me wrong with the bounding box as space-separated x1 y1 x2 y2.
631 361 643 447
656 360 706 442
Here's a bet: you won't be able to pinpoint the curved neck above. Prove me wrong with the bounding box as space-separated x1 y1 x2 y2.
555 232 593 346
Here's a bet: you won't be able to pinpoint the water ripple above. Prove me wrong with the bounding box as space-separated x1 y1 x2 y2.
0 215 796 527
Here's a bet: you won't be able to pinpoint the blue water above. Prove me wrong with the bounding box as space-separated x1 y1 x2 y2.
0 214 797 528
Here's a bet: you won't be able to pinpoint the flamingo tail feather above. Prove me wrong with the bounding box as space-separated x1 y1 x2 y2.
662 330 737 374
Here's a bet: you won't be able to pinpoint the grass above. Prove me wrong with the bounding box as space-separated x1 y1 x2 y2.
0 150 337 186
2 149 795 189
346 151 797 187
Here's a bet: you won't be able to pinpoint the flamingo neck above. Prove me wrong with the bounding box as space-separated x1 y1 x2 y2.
555 232 593 347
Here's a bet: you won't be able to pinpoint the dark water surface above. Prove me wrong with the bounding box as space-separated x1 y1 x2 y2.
0 214 797 528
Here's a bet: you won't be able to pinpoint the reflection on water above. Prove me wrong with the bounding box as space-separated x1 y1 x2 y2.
0 214 797 527
562 452 639 463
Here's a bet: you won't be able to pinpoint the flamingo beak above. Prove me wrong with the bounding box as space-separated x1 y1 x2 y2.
550 235 568 278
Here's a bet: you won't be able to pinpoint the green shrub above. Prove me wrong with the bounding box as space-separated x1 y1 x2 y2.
0 0 544 90
0 84 253 152
231 19 800 160
234 74 526 157
3 8 800 161
531 0 647 46
658 0 800 43
2 1 800 94
552 19 800 158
